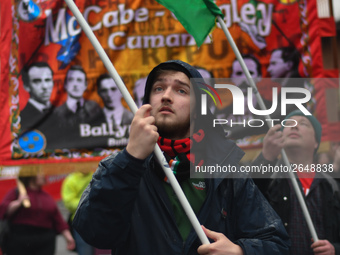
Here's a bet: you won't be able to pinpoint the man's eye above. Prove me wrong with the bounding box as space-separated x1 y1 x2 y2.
285 121 295 126
154 87 163 92
178 89 187 94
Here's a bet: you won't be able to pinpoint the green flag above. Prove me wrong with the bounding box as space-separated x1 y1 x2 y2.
155 0 224 47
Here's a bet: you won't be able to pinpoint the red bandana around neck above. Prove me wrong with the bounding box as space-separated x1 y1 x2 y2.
154 129 205 182
157 129 205 164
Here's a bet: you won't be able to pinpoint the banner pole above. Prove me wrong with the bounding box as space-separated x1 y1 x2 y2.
63 0 209 245
217 15 319 242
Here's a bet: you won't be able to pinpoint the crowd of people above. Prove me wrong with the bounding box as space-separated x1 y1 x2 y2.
1 59 340 255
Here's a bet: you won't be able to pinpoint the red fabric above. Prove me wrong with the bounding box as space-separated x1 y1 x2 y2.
0 179 16 202
297 171 316 195
157 137 191 158
157 129 205 156
0 0 13 161
0 187 68 233
307 0 339 142
157 129 205 165
317 17 336 37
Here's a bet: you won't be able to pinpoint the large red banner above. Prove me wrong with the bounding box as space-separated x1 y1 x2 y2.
0 0 339 185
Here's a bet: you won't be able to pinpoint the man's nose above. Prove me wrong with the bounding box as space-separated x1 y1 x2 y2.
291 123 299 130
161 88 173 102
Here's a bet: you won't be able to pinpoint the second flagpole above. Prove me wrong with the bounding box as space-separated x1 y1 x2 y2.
216 15 319 242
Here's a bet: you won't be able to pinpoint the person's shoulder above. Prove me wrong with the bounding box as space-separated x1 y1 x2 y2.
21 101 36 112
20 102 41 120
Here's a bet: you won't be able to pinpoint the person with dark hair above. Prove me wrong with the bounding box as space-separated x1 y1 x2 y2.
267 47 301 83
53 65 104 149
232 54 262 80
94 74 133 148
72 60 290 254
96 74 133 129
252 110 340 254
96 74 133 148
54 65 103 127
266 46 314 121
0 171 75 255
20 62 55 133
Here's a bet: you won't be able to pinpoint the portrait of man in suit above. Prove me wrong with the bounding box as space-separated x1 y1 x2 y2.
20 62 55 133
97 73 133 128
266 46 313 117
52 65 104 149
54 65 103 128
267 46 301 83
95 74 134 148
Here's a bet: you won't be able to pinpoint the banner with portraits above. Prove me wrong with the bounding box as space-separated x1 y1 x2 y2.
0 0 339 179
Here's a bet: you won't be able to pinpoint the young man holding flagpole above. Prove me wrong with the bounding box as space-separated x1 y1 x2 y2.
72 60 290 255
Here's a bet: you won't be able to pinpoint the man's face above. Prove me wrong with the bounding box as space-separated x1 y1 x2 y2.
65 70 87 99
282 116 318 152
149 71 195 139
98 78 122 110
267 50 291 79
35 173 46 187
231 58 260 90
26 66 54 105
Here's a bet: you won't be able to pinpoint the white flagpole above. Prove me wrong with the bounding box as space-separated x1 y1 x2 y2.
216 16 318 242
64 0 209 245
